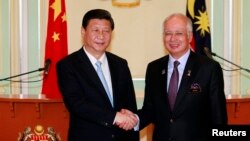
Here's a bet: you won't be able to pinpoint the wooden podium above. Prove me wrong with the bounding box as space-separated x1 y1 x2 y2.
0 94 250 141
0 94 69 141
226 94 250 124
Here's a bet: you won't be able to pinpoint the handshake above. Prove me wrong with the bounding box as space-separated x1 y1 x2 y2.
114 109 138 131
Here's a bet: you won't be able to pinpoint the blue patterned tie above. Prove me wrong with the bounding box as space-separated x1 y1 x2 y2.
96 61 113 107
168 61 180 110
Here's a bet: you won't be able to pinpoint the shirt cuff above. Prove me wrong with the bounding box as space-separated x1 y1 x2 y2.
133 114 140 131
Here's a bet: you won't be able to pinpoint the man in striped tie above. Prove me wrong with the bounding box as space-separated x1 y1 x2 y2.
133 13 227 141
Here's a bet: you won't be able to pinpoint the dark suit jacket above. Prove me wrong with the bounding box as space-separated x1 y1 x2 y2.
138 51 228 141
56 48 139 141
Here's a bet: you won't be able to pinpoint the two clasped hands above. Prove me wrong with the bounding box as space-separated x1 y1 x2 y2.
114 109 138 131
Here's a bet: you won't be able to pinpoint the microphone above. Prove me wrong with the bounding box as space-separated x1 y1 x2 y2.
44 59 51 75
204 47 250 73
203 47 213 59
0 59 52 82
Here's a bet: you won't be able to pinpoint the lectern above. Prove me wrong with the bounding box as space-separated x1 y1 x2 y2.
0 94 69 141
226 94 250 124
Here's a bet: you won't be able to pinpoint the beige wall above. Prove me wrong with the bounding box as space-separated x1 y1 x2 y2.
63 0 187 78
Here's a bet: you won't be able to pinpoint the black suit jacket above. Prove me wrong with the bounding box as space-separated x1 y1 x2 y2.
138 51 228 141
56 48 139 141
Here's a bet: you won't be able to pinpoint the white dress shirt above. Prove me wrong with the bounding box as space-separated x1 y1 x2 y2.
167 49 190 91
83 47 113 99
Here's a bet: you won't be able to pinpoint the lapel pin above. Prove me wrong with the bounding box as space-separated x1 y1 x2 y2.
187 70 191 77
161 69 165 75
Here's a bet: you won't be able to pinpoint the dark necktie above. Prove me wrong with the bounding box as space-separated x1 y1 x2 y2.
168 61 180 110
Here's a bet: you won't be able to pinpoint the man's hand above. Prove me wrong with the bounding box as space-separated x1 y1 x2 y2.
114 109 138 131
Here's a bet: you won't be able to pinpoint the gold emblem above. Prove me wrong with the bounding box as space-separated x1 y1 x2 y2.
112 0 140 7
18 125 61 141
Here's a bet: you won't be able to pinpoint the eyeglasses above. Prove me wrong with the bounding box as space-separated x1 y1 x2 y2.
164 31 187 38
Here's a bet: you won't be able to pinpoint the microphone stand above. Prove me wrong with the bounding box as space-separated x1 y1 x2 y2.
0 67 45 81
211 52 250 73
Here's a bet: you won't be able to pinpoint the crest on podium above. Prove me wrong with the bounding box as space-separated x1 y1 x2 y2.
18 125 61 141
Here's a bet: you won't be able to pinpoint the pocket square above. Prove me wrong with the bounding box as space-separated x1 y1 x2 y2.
189 83 202 93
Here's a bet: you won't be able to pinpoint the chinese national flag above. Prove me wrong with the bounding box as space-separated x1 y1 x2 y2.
186 0 211 56
41 0 68 99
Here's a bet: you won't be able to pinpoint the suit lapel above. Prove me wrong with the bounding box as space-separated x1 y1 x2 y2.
173 52 198 114
106 53 119 108
76 49 113 107
159 56 171 109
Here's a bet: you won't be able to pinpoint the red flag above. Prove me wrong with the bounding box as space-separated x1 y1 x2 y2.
42 0 68 99
186 0 211 56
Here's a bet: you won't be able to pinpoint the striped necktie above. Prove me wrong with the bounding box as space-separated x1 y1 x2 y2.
168 60 180 110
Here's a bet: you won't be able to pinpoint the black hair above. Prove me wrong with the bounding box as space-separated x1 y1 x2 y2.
82 9 114 30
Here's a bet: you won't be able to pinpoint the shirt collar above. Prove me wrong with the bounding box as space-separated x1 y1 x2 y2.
169 49 190 68
83 47 107 67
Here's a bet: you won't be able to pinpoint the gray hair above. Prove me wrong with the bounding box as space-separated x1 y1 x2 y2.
163 13 193 32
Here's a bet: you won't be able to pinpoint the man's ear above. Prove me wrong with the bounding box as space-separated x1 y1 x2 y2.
188 31 193 43
81 27 85 36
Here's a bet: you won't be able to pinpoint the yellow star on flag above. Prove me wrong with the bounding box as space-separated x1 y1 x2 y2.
52 32 60 42
61 12 67 22
195 10 210 37
50 0 62 21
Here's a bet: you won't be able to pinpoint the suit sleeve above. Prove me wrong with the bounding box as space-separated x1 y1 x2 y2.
56 60 116 128
137 63 155 130
209 62 228 125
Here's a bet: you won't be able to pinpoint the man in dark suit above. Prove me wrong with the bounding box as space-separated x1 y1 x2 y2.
136 13 228 141
56 9 139 141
